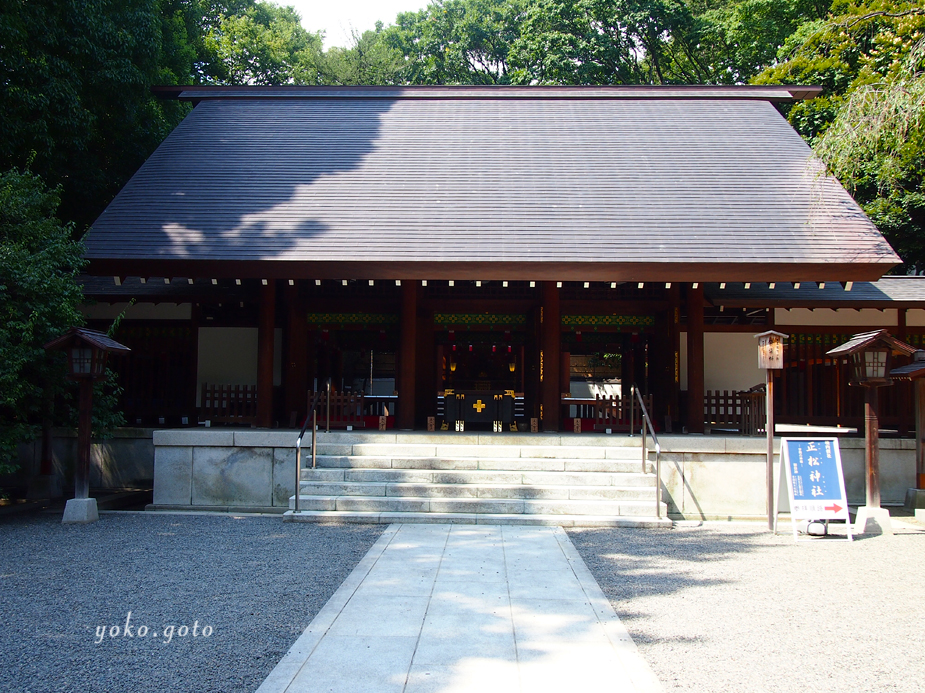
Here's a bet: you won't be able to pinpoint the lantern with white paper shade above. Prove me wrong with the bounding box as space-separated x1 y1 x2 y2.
827 330 918 535
44 328 130 524
754 331 788 530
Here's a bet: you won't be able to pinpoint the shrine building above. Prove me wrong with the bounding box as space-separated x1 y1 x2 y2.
81 85 915 437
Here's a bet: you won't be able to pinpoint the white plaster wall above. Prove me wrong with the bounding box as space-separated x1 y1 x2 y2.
704 333 764 393
774 308 898 326
197 327 282 405
82 302 192 320
906 309 925 326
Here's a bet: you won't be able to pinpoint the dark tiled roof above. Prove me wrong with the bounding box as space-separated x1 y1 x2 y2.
44 328 131 353
84 87 898 280
890 357 925 379
705 276 925 308
826 329 917 358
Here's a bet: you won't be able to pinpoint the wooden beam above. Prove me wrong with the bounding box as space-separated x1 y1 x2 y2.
257 280 275 428
84 257 899 284
686 284 705 433
397 281 417 429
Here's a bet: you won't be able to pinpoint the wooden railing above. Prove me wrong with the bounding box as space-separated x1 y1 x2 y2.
704 389 766 435
200 383 257 426
563 393 653 432
308 390 366 430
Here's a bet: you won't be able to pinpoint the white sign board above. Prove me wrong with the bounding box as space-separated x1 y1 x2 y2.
778 438 852 541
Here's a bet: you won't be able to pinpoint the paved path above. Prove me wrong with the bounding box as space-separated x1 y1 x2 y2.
257 524 662 693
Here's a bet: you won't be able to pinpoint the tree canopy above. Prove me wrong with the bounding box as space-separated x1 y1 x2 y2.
0 169 85 472
755 1 925 271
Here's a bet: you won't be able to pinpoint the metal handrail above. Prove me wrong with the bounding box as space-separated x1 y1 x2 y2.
631 384 662 519
294 392 324 514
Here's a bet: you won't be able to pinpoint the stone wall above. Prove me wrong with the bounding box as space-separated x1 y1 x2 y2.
13 428 155 496
658 435 914 519
152 430 297 512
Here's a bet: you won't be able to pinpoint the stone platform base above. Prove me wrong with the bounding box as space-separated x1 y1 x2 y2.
854 506 893 536
62 498 98 524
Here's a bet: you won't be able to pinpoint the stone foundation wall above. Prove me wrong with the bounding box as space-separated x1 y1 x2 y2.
657 436 914 519
152 430 297 512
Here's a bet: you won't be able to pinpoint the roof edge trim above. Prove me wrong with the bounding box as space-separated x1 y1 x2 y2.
151 84 823 103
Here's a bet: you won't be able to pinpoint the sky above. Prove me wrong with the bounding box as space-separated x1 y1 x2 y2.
285 1 431 49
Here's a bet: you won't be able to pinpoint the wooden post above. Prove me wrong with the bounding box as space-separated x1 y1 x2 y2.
766 369 774 530
541 282 561 432
686 283 705 433
284 282 308 426
75 379 93 500
917 380 925 489
397 281 417 430
668 284 681 429
865 385 881 507
257 280 276 428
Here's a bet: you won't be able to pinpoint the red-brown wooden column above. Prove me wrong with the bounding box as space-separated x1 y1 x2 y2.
686 283 705 434
668 284 681 429
540 281 561 432
284 282 308 426
398 281 417 430
257 280 276 428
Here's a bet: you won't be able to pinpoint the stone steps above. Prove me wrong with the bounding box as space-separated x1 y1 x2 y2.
306 455 648 473
284 511 670 528
286 433 667 526
297 481 655 500
291 495 665 516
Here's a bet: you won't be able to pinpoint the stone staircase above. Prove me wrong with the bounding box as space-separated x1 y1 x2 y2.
284 432 669 527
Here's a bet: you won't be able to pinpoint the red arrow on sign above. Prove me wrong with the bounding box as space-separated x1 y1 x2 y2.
825 503 842 513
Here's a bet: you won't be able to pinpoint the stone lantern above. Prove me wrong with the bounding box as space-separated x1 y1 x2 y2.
44 328 130 524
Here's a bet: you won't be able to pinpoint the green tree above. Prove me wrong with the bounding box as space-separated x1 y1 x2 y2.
755 1 925 270
0 169 85 473
320 24 406 85
692 0 832 83
0 0 203 231
202 1 325 84
382 0 524 84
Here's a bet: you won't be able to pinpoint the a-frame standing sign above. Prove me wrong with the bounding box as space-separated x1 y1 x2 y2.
775 438 853 541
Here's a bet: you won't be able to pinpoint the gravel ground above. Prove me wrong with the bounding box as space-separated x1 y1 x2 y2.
568 520 925 693
0 512 383 693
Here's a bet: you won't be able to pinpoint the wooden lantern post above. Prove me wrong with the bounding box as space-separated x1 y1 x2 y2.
755 331 788 531
827 330 917 535
44 328 130 524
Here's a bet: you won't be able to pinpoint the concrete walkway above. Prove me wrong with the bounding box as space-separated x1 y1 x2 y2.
257 524 663 693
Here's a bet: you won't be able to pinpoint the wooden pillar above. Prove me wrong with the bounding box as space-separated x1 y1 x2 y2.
190 302 201 416
284 283 308 427
686 284 705 433
540 282 561 431
416 306 435 428
865 385 881 507
257 280 276 428
916 380 925 489
398 281 417 430
75 379 93 499
668 284 681 429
